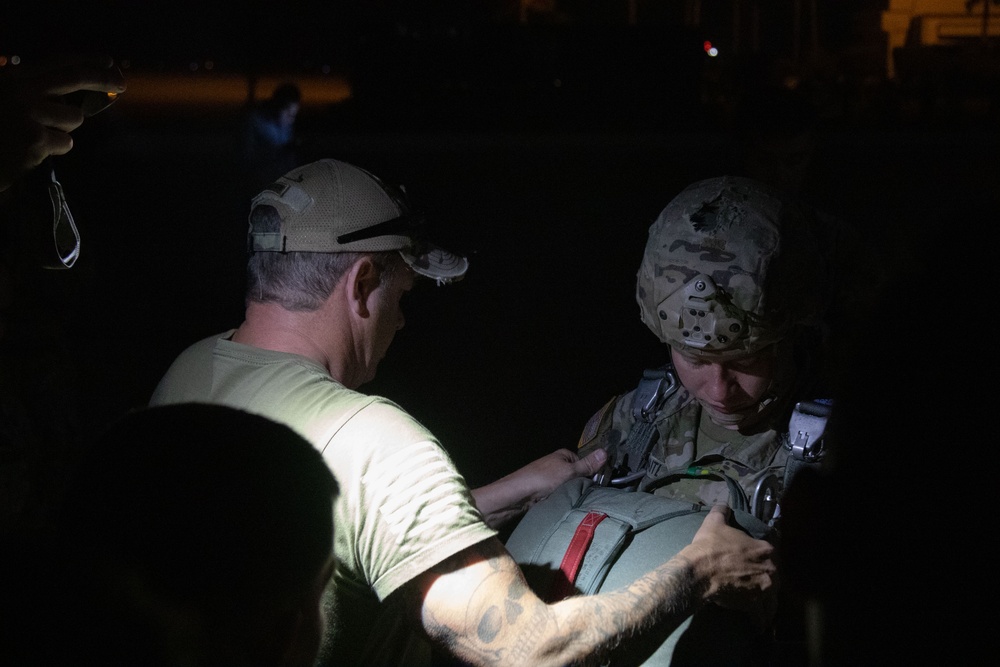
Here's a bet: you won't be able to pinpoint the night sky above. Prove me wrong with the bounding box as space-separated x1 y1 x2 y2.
3 1 882 67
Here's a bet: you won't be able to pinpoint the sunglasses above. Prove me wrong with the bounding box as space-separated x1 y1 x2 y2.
34 160 81 270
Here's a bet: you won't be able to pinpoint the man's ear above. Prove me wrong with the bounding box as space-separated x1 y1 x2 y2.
346 257 380 318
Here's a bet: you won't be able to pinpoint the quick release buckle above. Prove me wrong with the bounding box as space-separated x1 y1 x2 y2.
631 366 678 422
787 399 832 462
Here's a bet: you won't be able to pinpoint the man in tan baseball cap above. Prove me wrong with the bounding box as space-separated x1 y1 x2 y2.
248 158 469 285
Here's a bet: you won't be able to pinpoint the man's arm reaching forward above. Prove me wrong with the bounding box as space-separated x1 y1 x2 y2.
402 504 776 667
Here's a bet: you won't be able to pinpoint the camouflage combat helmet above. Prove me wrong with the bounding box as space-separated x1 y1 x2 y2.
637 175 826 358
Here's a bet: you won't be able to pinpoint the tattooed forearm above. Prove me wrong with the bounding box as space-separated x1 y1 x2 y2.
508 599 549 664
478 606 503 643
412 537 705 667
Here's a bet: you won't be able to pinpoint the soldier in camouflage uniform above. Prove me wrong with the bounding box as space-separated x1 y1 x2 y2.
577 175 857 522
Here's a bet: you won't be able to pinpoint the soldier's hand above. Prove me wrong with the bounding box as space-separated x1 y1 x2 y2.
523 447 607 500
684 504 778 625
470 448 607 528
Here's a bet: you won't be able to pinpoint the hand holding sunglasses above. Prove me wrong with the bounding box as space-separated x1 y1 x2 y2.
0 55 126 268
0 55 126 193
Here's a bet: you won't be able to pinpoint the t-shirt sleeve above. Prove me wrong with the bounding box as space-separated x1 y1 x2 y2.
321 398 497 601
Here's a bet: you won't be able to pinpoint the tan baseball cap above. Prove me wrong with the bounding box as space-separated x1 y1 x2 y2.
248 159 468 284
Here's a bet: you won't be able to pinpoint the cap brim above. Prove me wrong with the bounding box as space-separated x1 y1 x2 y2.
399 244 468 285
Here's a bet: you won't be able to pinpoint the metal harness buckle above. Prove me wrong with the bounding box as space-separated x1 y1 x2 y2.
631 366 678 423
788 399 832 462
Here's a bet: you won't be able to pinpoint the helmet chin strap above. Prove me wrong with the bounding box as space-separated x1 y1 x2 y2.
702 403 751 429
702 389 782 430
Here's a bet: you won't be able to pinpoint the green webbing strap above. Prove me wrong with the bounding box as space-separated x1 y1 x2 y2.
642 466 752 514
616 419 658 478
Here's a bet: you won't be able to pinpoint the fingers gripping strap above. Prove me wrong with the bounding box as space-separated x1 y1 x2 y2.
551 511 608 601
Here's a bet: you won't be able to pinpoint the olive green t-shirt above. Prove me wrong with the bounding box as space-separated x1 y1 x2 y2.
150 332 497 665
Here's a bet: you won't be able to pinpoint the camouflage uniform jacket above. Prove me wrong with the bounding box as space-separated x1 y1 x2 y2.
576 369 791 510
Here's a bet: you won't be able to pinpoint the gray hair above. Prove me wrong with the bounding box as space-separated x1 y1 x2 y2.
246 204 400 310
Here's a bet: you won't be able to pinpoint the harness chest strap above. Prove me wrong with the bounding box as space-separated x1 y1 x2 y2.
611 369 832 524
597 365 678 488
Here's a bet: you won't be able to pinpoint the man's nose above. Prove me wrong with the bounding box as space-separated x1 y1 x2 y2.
702 364 735 401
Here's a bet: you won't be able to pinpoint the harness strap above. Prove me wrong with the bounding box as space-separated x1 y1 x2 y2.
641 466 752 513
608 367 832 526
602 365 678 488
613 420 658 486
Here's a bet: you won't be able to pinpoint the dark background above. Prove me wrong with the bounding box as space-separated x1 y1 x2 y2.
3 1 998 488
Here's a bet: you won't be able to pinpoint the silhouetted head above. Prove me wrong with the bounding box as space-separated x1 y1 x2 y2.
51 403 338 666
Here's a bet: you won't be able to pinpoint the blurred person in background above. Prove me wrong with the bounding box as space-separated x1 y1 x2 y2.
239 82 303 195
778 206 984 665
